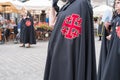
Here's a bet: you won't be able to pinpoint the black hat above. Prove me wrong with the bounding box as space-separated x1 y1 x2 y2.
27 11 32 18
52 0 59 12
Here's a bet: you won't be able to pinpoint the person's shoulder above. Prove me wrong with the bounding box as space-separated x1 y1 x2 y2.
80 0 92 9
77 0 88 5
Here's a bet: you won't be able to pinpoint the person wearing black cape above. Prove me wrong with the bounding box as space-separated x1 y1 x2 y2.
19 11 36 48
43 0 97 80
97 23 112 80
99 0 120 80
97 8 113 80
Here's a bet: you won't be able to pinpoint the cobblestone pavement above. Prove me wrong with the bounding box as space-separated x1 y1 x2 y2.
0 37 101 80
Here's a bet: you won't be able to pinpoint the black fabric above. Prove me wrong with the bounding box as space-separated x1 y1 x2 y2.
44 0 97 80
4 28 10 41
100 15 120 80
5 29 10 37
61 0 67 2
53 0 75 15
97 26 111 80
97 15 117 80
14 26 18 34
52 0 59 12
20 18 24 43
20 17 36 44
97 13 120 80
59 1 74 12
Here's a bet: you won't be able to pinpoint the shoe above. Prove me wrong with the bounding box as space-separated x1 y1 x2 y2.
26 44 30 48
26 46 30 48
19 45 25 47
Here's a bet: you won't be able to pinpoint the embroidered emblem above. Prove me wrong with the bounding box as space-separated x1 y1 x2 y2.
25 20 31 27
61 14 82 39
116 26 120 38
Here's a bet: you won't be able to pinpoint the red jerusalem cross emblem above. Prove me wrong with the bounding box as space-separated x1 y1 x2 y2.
116 26 120 38
25 20 31 27
61 14 82 39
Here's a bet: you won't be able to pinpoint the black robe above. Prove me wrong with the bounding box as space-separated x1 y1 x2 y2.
44 0 97 80
97 26 112 80
100 15 120 80
97 15 118 80
20 17 36 44
20 18 25 43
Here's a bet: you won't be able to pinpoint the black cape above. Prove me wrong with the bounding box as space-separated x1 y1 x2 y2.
100 15 120 80
20 18 25 43
97 15 117 80
97 26 111 80
44 0 97 80
20 17 36 44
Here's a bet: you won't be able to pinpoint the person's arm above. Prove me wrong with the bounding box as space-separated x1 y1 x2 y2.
106 23 112 40
49 8 57 28
104 21 111 30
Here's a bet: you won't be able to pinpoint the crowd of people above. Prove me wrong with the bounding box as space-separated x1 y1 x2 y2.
0 15 18 43
0 10 52 47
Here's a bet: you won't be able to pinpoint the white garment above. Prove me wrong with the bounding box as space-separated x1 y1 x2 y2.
94 22 99 29
102 9 113 22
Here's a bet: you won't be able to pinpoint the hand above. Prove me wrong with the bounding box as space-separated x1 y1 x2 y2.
104 22 111 30
106 35 111 40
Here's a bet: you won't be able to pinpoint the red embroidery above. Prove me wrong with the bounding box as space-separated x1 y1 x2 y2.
116 26 120 38
25 20 31 27
61 14 82 39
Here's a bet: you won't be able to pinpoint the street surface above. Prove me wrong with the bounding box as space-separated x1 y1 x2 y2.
0 37 101 80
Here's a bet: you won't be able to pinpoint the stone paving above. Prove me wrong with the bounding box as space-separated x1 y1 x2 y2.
0 37 101 80
0 41 48 80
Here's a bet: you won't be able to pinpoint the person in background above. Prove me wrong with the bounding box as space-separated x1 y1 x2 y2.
19 11 36 48
97 9 113 80
0 14 4 23
94 17 99 36
4 20 11 42
97 16 104 41
97 2 114 80
99 0 120 79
